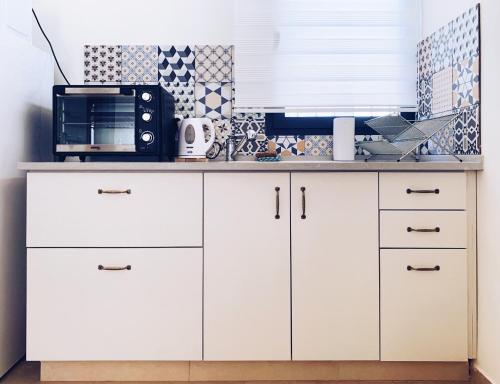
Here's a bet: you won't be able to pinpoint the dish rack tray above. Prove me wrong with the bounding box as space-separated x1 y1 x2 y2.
358 114 462 162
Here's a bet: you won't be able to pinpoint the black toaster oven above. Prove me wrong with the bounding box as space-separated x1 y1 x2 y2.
53 84 176 161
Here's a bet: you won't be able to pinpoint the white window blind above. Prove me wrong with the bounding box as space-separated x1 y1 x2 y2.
233 0 420 113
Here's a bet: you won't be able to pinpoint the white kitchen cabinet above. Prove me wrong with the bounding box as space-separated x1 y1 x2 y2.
204 173 291 360
380 211 467 248
380 249 468 361
27 172 202 247
291 173 379 360
379 172 466 210
27 248 202 361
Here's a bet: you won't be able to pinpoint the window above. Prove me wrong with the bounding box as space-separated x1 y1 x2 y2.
233 0 420 113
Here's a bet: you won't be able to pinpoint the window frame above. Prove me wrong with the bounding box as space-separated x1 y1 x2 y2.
265 113 416 136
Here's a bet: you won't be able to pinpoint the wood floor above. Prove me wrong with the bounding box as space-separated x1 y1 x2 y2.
0 360 473 384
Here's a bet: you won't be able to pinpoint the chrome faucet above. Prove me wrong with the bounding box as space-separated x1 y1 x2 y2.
225 129 265 161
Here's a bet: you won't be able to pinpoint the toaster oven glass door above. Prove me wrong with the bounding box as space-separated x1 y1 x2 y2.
55 90 136 153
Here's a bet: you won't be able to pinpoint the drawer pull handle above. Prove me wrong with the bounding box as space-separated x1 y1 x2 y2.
407 265 440 272
406 188 440 194
98 189 131 195
98 265 132 271
275 186 280 219
407 226 440 233
301 187 306 219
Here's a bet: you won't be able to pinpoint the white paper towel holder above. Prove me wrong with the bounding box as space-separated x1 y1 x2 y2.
333 117 355 161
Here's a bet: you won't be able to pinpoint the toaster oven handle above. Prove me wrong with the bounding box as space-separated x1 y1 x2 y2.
98 189 131 195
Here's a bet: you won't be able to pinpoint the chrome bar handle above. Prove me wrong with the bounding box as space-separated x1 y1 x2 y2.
407 265 440 272
301 187 306 219
407 227 440 233
406 188 440 194
275 187 280 219
98 265 132 271
98 189 131 195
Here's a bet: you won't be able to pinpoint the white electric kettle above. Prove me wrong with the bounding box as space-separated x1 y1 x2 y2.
177 117 216 158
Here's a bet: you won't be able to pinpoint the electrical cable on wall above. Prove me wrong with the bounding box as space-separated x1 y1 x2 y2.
32 9 71 85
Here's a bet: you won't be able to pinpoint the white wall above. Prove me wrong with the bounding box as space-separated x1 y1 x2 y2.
0 0 52 377
475 0 500 382
420 0 477 37
32 0 234 84
422 1 500 383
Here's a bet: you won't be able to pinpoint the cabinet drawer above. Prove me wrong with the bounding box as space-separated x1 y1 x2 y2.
27 172 202 247
381 249 468 361
380 211 467 248
379 172 466 210
27 248 202 361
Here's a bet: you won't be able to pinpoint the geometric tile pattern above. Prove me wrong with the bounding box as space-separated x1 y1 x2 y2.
417 77 433 120
121 45 158 84
195 45 233 82
427 122 455 155
231 113 268 155
84 45 122 84
209 119 233 158
355 135 383 156
418 36 433 79
452 5 480 63
454 103 480 155
431 67 453 116
268 136 306 157
305 135 333 156
160 81 195 118
195 83 232 120
431 21 453 74
452 55 480 110
158 46 195 83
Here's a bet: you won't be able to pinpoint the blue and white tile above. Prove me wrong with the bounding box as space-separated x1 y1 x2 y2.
121 45 158 84
452 54 480 110
158 45 195 83
431 67 453 116
454 103 480 155
195 83 232 120
418 36 433 79
355 135 383 156
195 45 233 83
452 5 480 63
268 135 305 157
160 80 195 118
84 45 122 84
305 135 333 156
431 21 453 74
231 113 268 155
417 76 433 120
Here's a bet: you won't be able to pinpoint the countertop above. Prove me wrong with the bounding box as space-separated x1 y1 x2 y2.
18 156 483 172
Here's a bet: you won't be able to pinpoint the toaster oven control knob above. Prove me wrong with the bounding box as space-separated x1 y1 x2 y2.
141 112 152 122
140 131 154 143
141 92 152 102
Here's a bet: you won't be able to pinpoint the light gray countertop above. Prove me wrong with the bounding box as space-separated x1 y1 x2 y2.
18 156 483 172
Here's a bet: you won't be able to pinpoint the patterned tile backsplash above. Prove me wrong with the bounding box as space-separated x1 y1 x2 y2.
417 3 481 155
83 4 480 159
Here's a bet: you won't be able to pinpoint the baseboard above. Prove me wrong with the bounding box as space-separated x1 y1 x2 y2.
472 366 493 384
40 361 470 382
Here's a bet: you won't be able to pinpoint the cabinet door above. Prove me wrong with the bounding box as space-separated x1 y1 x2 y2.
381 249 468 361
204 173 290 360
291 172 379 360
27 248 202 361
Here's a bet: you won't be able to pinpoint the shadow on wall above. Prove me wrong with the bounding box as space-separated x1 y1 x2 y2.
0 177 27 376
